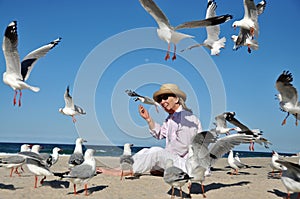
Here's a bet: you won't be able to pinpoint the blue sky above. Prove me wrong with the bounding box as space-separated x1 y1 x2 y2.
0 1 299 153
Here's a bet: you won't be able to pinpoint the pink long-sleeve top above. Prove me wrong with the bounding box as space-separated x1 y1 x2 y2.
150 106 202 158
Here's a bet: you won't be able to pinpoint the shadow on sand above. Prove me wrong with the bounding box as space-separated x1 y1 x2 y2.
67 185 108 196
0 183 17 190
267 189 300 199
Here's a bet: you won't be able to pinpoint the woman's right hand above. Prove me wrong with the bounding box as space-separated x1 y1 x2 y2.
138 104 150 120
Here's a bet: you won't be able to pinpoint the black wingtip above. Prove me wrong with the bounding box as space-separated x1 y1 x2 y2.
4 21 18 42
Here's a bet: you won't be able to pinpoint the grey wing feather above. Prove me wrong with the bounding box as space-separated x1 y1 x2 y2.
209 134 254 166
21 37 61 81
125 89 143 98
75 105 86 114
205 1 220 41
139 0 171 29
120 155 134 165
175 15 232 30
2 21 22 79
0 155 25 164
276 160 300 182
68 153 84 166
64 86 74 108
275 71 298 105
164 167 190 184
256 0 267 15
69 164 94 179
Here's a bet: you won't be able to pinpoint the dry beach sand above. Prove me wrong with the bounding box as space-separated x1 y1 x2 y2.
0 155 299 199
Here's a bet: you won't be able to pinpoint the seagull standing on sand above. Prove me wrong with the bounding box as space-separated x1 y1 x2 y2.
139 0 232 60
59 86 86 123
275 71 300 126
0 144 31 177
185 131 254 198
61 149 98 196
228 150 248 175
40 147 62 168
232 0 266 37
224 112 271 151
275 159 300 199
163 159 192 199
2 21 61 106
18 145 53 188
125 89 160 113
69 138 87 168
270 150 284 177
231 0 266 53
181 0 232 55
120 143 134 180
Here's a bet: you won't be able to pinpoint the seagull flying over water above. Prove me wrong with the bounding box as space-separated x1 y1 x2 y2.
2 21 61 106
224 112 271 151
210 112 236 136
181 0 232 56
231 0 266 53
59 86 86 123
126 89 160 112
275 71 300 126
139 0 232 61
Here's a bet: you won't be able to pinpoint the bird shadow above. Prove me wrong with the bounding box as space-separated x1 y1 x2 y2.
226 171 251 175
190 181 251 195
0 183 17 190
42 180 70 189
267 189 298 198
67 185 108 195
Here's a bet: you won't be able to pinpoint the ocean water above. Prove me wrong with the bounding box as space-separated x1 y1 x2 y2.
0 142 294 158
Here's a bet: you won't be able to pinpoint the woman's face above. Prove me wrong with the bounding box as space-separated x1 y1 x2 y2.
157 94 180 113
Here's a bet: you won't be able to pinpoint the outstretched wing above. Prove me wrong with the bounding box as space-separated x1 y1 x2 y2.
275 71 298 105
2 21 22 79
139 0 171 29
21 37 61 81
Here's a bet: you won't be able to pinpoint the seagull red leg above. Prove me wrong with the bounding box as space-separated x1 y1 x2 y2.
165 44 170 61
10 167 14 177
201 183 206 198
18 90 22 107
13 90 17 106
85 184 88 196
72 116 77 123
172 44 177 61
73 184 77 195
34 176 38 188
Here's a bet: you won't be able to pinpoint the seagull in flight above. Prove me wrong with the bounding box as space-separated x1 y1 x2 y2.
210 112 236 136
139 0 232 61
2 21 61 106
275 71 300 126
59 86 86 123
181 0 232 56
231 0 266 53
186 131 254 197
232 0 266 37
125 89 160 112
224 112 271 151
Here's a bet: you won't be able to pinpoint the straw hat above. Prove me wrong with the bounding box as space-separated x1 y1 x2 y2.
153 83 186 102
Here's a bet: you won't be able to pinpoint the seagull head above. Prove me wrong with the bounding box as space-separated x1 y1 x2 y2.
58 108 64 113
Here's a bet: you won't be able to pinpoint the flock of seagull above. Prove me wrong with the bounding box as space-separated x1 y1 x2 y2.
1 0 300 198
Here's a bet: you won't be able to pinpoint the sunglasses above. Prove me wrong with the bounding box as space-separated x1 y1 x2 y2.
156 94 176 103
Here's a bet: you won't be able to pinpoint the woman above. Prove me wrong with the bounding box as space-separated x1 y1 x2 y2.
97 83 202 175
133 83 202 174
